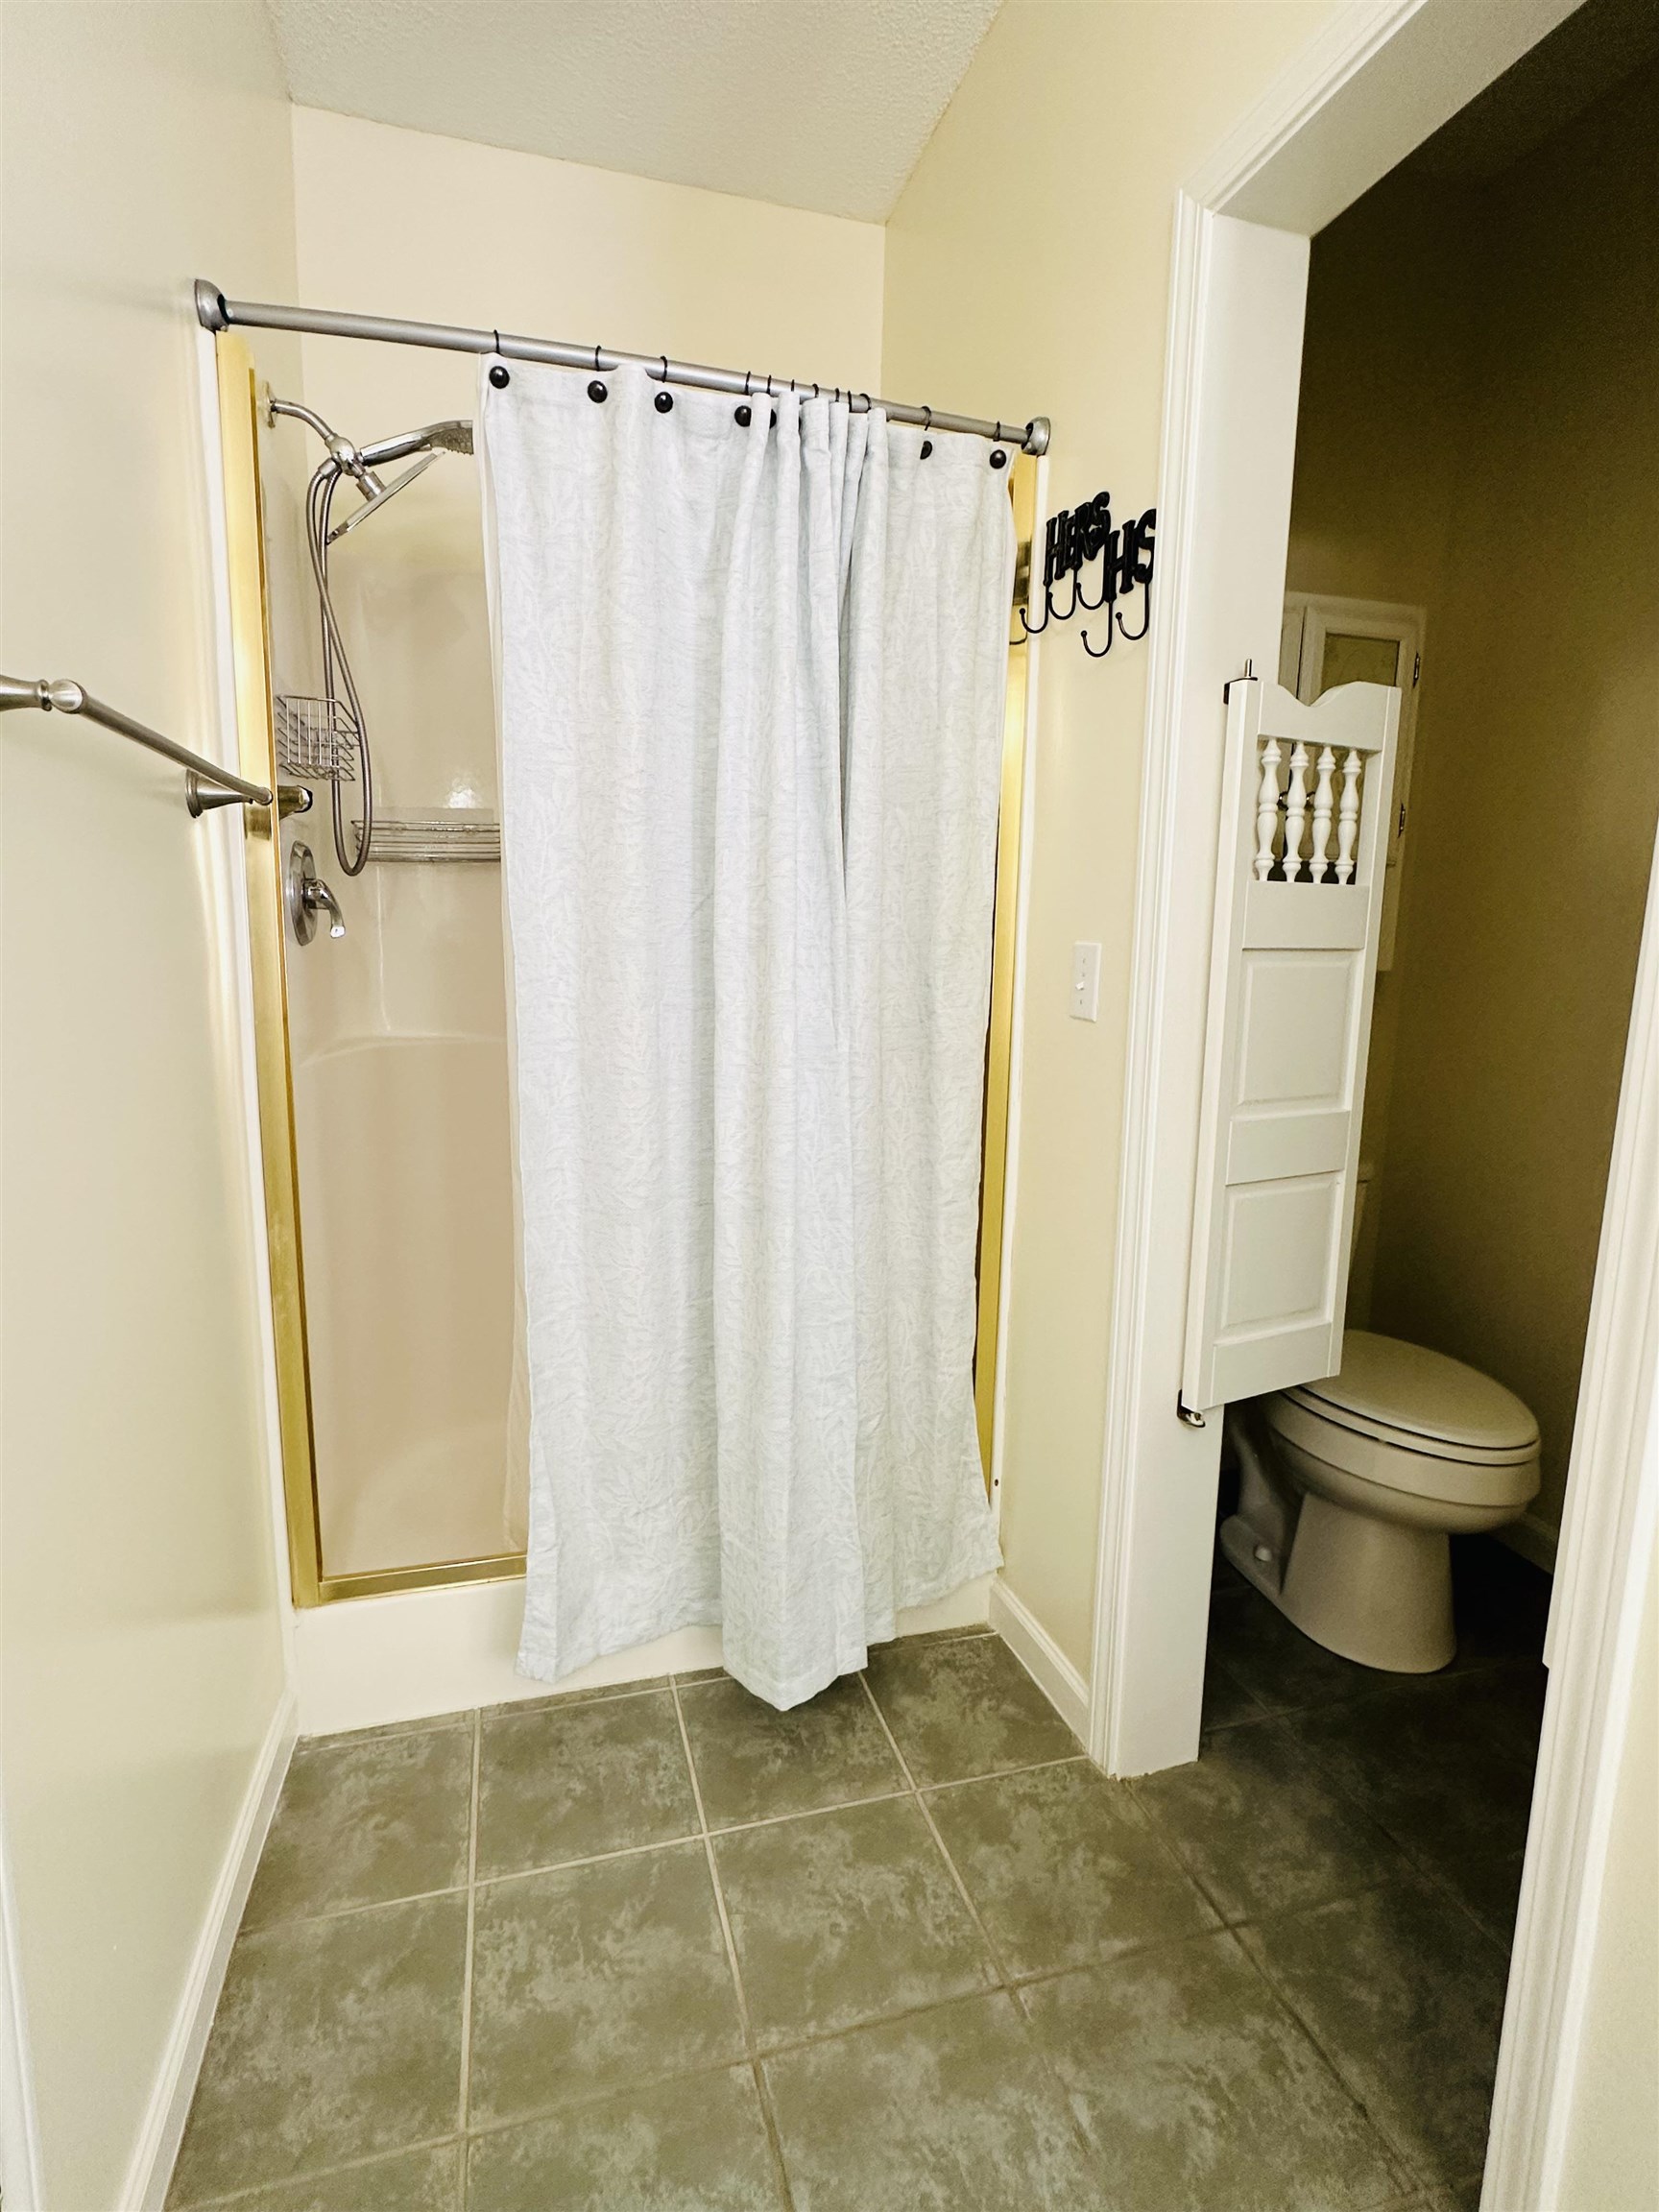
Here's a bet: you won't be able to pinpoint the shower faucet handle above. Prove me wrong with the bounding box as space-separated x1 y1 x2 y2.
287 840 347 944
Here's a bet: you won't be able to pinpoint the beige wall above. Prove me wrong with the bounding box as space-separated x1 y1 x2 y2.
0 4 298 2205
1290 62 1659 1546
1558 1539 1659 2212
882 0 1340 1670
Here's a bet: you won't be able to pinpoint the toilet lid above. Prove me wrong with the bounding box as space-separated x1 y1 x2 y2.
1289 1332 1540 1453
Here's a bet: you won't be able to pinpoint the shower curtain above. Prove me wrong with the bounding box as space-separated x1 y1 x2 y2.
481 360 1011 1709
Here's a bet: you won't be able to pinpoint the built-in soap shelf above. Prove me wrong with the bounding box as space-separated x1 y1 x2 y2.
355 809 501 863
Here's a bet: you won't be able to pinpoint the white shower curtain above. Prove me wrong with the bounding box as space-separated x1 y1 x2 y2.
481 360 1010 1709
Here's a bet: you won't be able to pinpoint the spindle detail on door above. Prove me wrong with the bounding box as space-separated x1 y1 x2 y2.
1183 675 1399 1412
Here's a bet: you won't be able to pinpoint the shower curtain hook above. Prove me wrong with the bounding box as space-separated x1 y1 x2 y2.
744 370 753 397
592 343 602 373
658 354 668 384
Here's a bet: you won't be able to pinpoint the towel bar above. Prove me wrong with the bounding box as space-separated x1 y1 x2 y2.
0 671 273 814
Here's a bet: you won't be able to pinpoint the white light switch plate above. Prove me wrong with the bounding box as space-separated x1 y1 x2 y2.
1071 941 1101 1022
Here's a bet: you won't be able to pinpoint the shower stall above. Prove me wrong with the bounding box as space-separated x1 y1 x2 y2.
211 323 1036 1615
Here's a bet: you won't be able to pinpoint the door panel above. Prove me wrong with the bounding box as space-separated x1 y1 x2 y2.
1182 675 1398 1411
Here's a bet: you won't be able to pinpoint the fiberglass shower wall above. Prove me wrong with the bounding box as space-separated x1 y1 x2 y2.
252 330 518 1582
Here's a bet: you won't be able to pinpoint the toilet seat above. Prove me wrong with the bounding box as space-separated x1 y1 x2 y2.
1280 1330 1539 1464
1264 1390 1540 1510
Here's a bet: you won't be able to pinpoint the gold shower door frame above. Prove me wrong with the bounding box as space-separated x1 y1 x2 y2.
218 327 1033 1608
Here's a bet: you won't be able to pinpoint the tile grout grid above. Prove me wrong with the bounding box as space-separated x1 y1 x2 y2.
175 1578 1543 2212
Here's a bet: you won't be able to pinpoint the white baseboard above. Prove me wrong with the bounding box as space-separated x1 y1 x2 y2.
125 1690 297 2212
1500 1510 1560 1575
296 1574 994 1740
989 1577 1092 1743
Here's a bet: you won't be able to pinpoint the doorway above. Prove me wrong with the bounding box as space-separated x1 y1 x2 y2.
1092 2 1659 2204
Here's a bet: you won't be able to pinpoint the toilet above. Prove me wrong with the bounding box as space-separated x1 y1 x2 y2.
1222 1331 1541 1672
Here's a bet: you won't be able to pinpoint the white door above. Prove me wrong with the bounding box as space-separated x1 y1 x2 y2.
1182 673 1398 1412
1282 593 1424 969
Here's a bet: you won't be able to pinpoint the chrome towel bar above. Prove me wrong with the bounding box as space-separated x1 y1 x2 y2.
0 672 272 814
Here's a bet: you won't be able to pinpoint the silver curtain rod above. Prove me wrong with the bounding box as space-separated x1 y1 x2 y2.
0 674 273 814
195 280 1051 457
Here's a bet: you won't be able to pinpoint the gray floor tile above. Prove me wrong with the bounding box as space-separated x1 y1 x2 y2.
714 1795 995 2049
468 1841 745 2126
1022 1928 1407 2212
466 2064 784 2210
167 1894 467 2207
476 1687 698 1880
680 1670 904 1829
1293 1674 1538 1875
763 1988 1110 2211
1202 1651 1270 1731
1238 1873 1511 2186
863 1632 1078 1787
242 1725 473 1931
1208 1578 1382 1717
1434 1846 1527 1949
177 2142 461 2210
1133 1713 1411 1924
927 1760 1216 1978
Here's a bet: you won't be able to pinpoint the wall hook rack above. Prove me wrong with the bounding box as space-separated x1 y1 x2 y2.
1021 492 1157 657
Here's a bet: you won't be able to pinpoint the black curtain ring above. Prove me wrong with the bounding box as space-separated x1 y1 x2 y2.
766 373 774 397
659 354 668 383
744 370 753 397
493 329 502 354
592 343 602 373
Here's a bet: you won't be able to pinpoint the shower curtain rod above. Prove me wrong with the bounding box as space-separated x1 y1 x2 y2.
195 280 1051 457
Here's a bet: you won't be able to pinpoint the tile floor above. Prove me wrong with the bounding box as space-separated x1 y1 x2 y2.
171 1543 1548 2211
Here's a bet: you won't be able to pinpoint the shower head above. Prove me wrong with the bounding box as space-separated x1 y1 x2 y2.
268 397 472 533
326 451 438 542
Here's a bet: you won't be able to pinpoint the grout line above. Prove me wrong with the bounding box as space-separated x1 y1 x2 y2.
855 1673 1011 1986
854 1672 1105 2176
456 1706 483 2190
1226 1918 1438 2191
668 1674 797 2212
174 2130 466 2210
916 1751 1089 1796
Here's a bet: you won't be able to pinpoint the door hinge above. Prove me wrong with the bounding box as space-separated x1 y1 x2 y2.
1176 1395 1208 1431
1412 653 1420 686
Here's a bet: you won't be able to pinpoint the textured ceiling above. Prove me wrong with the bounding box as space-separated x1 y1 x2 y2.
266 0 1003 223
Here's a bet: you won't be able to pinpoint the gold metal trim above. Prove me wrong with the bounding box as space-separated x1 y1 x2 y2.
217 334 327 1607
218 335 525 1611
974 452 1039 1486
317 1551 528 1604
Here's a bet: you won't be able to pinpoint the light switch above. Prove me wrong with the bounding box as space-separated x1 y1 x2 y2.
1070 941 1101 1022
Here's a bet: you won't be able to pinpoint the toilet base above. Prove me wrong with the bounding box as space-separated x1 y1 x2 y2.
1226 1494 1455 1673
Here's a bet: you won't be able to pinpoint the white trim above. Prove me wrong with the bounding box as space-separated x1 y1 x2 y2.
1185 0 1425 212
123 1692 297 2212
1089 186 1214 1773
1485 835 1659 2212
0 1785 43 2212
990 1578 1091 1743
988 447 1047 1526
295 1575 996 1739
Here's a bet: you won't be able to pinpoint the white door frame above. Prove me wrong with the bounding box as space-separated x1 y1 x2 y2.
1089 1 1654 2204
